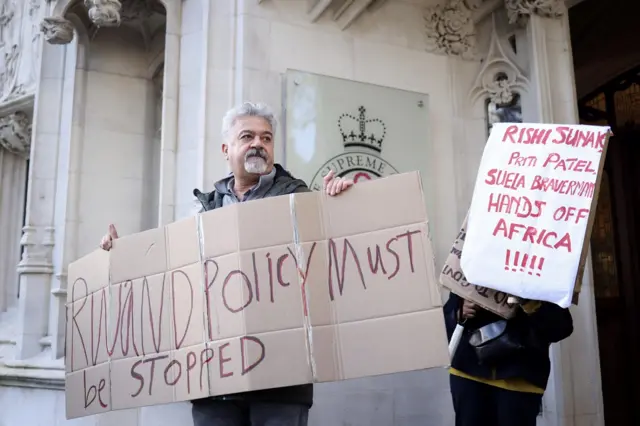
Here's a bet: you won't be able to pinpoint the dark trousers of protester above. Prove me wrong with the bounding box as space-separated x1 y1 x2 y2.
450 374 543 426
191 400 309 426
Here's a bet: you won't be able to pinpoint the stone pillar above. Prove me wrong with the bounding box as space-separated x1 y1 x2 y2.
47 31 83 360
171 0 231 220
0 112 31 315
203 1 233 187
520 3 606 425
156 0 181 225
169 0 206 220
14 17 72 360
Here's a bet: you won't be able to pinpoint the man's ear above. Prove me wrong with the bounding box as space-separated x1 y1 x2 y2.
221 143 228 159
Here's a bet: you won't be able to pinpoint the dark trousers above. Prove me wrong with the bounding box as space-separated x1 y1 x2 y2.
450 374 543 426
191 400 309 426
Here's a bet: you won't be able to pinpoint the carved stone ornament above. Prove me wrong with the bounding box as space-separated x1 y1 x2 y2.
469 14 529 107
504 0 564 26
40 16 74 44
85 0 122 27
424 0 477 60
0 111 32 158
486 74 515 105
18 225 55 274
0 0 45 103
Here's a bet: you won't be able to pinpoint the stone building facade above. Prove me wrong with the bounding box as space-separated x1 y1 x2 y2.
0 0 637 425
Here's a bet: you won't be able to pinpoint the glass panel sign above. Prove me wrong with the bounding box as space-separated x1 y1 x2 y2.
282 70 433 214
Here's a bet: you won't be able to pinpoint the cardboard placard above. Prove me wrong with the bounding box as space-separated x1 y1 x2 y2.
440 214 517 318
64 172 450 419
461 123 611 307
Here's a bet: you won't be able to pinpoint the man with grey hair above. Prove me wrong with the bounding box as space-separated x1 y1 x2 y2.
191 101 351 210
100 101 353 425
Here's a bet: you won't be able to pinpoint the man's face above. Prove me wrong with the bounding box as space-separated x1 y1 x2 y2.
223 116 274 177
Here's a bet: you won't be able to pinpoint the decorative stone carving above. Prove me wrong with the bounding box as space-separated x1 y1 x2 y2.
0 0 45 103
84 0 122 27
487 74 515 105
0 1 20 101
505 0 564 26
40 16 74 44
18 225 36 269
17 226 48 274
0 0 15 27
424 0 478 60
0 111 31 157
17 225 55 274
469 14 529 107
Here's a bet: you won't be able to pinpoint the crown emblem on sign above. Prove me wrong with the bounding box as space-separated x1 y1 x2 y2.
338 106 386 153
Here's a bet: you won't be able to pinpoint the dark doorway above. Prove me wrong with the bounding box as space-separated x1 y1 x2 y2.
577 69 640 426
571 0 640 423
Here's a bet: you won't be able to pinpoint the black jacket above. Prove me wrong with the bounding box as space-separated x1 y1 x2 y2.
191 164 313 407
444 292 573 390
194 164 310 211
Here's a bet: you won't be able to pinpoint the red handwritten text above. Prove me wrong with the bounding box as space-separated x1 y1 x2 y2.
83 370 108 409
542 153 597 174
492 218 572 252
129 336 265 398
552 206 590 224
487 192 546 218
485 169 526 190
552 126 608 153
530 176 595 198
502 125 608 153
502 126 553 145
508 151 538 167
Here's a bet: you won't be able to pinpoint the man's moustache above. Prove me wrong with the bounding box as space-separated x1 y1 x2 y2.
246 149 267 160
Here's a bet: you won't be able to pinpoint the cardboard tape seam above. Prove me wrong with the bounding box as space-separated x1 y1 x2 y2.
107 250 114 406
196 212 215 394
325 197 344 380
289 194 318 382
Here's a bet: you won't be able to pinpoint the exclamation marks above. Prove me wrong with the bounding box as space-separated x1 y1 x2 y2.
504 249 545 276
536 257 544 276
528 255 545 276
520 253 529 272
504 249 519 272
529 255 537 274
504 249 511 270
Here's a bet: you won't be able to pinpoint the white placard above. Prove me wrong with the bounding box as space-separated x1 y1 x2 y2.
460 123 611 307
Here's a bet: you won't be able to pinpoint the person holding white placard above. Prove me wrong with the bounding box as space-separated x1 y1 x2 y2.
443 292 573 426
